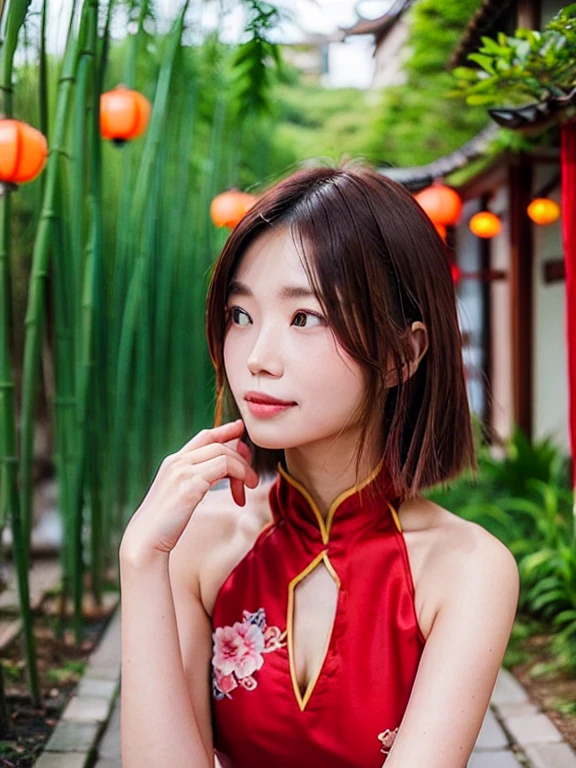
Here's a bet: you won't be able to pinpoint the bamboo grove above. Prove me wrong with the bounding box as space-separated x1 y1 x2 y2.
0 0 286 718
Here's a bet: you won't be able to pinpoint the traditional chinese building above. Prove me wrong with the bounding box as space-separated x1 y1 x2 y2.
381 0 568 452
339 1 413 89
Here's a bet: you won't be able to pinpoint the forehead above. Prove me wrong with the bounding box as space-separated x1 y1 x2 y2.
229 226 315 295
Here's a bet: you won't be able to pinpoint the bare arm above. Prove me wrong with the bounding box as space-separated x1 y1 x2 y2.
118 420 257 768
385 525 520 768
119 549 213 768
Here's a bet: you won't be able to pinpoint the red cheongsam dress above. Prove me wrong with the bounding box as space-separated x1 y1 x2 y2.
210 456 427 768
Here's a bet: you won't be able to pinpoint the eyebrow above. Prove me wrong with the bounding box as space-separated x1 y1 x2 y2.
227 279 317 301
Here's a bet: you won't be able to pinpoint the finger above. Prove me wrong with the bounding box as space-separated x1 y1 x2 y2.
194 454 255 490
230 476 246 507
236 440 253 465
175 420 244 455
181 442 258 487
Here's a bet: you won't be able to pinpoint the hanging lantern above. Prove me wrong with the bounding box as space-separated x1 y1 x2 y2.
434 222 447 240
210 189 257 228
0 118 48 192
469 211 501 239
527 197 560 225
100 85 151 145
450 262 461 283
414 181 463 226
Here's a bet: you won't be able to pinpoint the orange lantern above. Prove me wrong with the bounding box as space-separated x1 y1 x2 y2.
469 211 501 239
414 182 462 226
434 223 447 240
100 85 151 144
210 189 258 228
0 118 48 189
527 197 560 225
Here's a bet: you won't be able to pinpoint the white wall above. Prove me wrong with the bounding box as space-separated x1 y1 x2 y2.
372 20 410 88
532 165 569 450
489 185 514 442
456 199 487 420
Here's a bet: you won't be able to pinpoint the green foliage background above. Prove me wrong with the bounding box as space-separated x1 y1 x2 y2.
364 0 488 167
255 0 490 170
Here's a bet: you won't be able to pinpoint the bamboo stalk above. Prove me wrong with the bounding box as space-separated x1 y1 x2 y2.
0 0 41 711
18 0 91 662
106 0 191 534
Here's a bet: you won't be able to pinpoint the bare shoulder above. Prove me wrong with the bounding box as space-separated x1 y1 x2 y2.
427 499 517 573
168 476 275 613
400 496 519 625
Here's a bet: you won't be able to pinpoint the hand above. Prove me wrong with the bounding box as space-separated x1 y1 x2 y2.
119 419 259 562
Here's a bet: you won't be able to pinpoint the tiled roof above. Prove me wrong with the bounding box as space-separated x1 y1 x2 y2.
340 0 414 46
377 124 500 190
340 14 395 36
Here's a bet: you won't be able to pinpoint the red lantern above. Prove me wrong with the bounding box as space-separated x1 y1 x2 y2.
527 197 560 225
469 211 501 239
210 189 257 228
450 262 461 283
414 182 462 226
100 85 151 144
0 119 48 189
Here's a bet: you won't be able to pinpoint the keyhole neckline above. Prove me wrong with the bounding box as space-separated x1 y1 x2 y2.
286 549 341 712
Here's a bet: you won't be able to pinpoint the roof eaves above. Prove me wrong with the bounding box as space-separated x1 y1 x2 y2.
448 0 515 69
377 124 500 191
340 0 414 40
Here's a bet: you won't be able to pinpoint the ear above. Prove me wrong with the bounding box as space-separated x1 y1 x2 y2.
384 322 429 388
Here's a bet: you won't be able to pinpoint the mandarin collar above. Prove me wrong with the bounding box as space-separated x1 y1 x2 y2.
268 458 400 545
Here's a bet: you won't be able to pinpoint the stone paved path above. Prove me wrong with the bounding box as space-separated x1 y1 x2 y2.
94 665 576 767
17 559 571 767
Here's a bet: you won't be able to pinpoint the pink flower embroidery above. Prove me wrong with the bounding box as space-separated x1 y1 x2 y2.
213 621 265 678
212 608 286 700
378 726 399 761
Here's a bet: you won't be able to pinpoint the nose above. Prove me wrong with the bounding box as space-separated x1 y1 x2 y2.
246 322 283 377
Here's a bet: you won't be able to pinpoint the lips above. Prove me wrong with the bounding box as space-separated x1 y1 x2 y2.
244 391 296 406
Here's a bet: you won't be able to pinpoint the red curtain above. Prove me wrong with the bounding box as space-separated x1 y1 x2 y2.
561 119 576 487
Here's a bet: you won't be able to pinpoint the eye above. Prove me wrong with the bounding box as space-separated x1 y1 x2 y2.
292 311 325 328
225 306 326 329
227 307 251 327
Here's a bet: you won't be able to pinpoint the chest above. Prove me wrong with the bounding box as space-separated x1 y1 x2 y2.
291 561 339 698
209 524 425 768
202 509 434 643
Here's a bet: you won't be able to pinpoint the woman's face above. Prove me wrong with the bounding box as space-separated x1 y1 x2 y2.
223 226 368 459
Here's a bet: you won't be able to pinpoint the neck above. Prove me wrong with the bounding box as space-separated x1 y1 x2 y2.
281 448 384 521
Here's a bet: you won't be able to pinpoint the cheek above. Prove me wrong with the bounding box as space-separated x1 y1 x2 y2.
298 341 365 412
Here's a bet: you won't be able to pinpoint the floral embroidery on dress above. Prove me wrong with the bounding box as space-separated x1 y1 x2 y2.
212 607 287 700
378 726 399 762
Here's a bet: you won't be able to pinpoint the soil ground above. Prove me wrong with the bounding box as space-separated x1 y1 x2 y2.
0 587 118 767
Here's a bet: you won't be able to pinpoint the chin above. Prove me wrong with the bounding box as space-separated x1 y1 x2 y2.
246 433 290 451
242 422 296 451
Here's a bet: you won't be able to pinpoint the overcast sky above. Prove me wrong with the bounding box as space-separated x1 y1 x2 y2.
6 0 393 87
37 0 393 53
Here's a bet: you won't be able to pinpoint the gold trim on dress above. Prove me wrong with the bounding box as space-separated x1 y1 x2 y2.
387 502 403 533
276 458 385 543
286 551 341 711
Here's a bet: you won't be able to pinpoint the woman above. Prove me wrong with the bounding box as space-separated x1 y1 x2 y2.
119 163 520 768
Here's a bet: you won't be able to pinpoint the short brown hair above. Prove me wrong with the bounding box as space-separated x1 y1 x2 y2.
205 161 476 500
